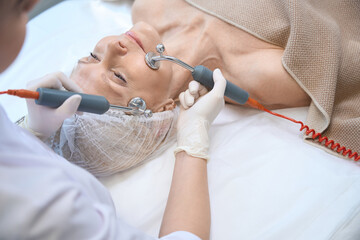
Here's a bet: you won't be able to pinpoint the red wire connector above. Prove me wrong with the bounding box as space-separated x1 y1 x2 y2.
246 97 360 162
0 89 39 99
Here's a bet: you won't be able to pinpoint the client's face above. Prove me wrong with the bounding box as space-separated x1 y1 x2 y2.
70 22 175 112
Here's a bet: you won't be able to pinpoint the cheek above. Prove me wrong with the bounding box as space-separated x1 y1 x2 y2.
71 66 130 106
71 67 103 94
129 58 172 93
148 61 173 96
70 70 88 90
159 61 173 82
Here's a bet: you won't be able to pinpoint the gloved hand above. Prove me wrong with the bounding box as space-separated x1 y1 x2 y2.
174 68 226 160
178 80 208 110
23 72 82 139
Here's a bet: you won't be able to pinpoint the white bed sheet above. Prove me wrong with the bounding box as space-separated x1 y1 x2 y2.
0 1 359 239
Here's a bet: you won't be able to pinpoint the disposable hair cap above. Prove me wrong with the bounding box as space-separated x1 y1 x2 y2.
47 108 178 177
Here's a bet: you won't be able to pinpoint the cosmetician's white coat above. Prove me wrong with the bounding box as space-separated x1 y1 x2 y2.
0 105 199 240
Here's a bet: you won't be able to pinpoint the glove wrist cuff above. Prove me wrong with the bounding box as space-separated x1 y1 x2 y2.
17 115 47 140
175 118 210 161
174 147 209 161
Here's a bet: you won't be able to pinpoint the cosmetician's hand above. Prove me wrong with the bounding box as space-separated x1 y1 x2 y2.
174 68 226 160
179 79 208 110
24 72 82 139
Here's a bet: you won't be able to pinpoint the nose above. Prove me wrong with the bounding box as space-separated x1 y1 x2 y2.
108 39 127 56
102 39 128 65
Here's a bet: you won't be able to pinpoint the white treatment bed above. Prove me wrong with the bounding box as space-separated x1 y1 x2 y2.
0 1 359 239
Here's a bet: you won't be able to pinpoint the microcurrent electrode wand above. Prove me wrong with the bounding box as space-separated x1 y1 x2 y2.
145 43 253 105
0 88 153 117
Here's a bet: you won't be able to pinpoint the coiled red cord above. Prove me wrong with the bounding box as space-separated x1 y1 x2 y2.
1 90 358 161
246 98 360 162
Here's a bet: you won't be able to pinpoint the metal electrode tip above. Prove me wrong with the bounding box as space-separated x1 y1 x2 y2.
145 52 160 70
144 109 153 118
145 43 195 72
145 43 165 70
156 43 165 55
128 97 153 118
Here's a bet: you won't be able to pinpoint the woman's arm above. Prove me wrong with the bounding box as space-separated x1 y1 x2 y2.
159 152 210 240
159 69 226 240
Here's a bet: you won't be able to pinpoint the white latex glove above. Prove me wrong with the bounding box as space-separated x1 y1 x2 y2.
24 72 82 139
174 69 226 160
179 81 208 110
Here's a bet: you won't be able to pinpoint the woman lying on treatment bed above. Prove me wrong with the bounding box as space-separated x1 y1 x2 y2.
128 0 359 159
69 0 359 161
70 0 359 162
29 18 310 177
23 0 359 176
24 18 292 177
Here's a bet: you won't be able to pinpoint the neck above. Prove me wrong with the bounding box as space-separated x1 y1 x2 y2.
161 21 221 99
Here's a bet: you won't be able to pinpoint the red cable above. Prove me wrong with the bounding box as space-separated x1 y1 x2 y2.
246 97 360 162
0 89 39 99
1 90 359 161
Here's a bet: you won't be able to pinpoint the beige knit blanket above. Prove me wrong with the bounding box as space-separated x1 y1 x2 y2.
185 0 360 160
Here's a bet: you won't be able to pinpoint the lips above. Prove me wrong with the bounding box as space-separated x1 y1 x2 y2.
125 31 145 52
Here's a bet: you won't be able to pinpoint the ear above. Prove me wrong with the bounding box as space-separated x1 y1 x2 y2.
155 98 176 112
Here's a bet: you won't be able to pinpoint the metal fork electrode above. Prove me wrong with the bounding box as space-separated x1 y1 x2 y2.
145 44 195 72
35 88 153 117
145 43 250 105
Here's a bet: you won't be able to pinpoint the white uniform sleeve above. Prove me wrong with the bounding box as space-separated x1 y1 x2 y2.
0 107 201 240
0 167 200 239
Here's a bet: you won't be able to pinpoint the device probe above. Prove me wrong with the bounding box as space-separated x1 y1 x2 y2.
0 88 153 117
145 43 251 105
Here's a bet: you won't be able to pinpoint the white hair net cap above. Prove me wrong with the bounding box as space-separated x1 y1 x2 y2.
47 108 178 177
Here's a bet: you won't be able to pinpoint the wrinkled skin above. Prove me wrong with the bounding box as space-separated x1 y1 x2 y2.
132 0 311 109
70 22 176 112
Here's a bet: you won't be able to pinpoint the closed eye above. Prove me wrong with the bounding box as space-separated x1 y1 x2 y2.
114 72 127 83
90 52 100 61
89 52 127 84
